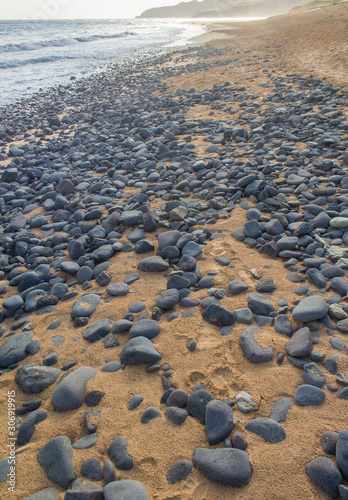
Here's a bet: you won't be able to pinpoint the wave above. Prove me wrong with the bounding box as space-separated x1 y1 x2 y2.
0 54 83 70
0 31 136 54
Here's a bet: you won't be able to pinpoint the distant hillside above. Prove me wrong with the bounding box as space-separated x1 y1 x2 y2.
139 0 311 18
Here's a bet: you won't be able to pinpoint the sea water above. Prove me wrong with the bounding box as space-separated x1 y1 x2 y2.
0 18 204 107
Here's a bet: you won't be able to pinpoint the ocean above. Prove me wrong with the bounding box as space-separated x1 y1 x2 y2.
0 19 204 107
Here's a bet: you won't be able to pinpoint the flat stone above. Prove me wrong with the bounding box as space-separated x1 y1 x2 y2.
305 456 342 497
24 487 59 500
17 409 47 446
71 294 101 319
202 304 234 327
269 398 294 422
285 327 313 357
137 256 169 272
103 480 149 500
167 460 193 485
245 417 286 443
187 389 214 424
239 326 274 363
193 447 252 486
336 430 348 480
121 337 161 365
205 400 234 445
292 296 328 322
64 479 103 500
83 319 111 343
248 293 274 316
229 279 248 295
15 364 61 393
51 366 96 411
106 283 129 297
0 331 34 368
129 320 160 339
37 436 76 488
235 391 257 413
295 384 326 406
108 436 133 471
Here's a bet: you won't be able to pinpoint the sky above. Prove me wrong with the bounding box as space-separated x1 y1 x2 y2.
0 0 189 20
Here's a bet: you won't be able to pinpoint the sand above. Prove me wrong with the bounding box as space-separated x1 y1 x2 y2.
0 3 348 499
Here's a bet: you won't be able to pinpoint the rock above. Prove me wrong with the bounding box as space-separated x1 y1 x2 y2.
156 289 180 309
231 432 248 451
239 326 274 363
24 487 59 500
166 460 193 485
81 458 103 481
141 407 161 424
127 395 144 411
103 480 149 500
205 400 234 445
292 296 328 322
269 398 294 422
165 407 189 425
274 315 293 336
64 479 104 500
248 293 274 316
245 418 286 443
202 304 234 327
193 447 252 486
17 409 47 445
0 331 34 368
37 436 76 488
302 363 326 387
0 456 16 484
229 279 248 295
68 240 85 260
235 391 257 413
3 295 24 310
320 431 339 455
233 308 253 324
295 384 326 406
187 389 214 424
71 294 101 319
305 456 342 497
106 283 129 297
129 319 160 339
51 366 96 411
85 391 105 407
72 434 98 450
137 256 169 272
256 279 276 294
331 277 348 296
121 337 161 365
108 436 133 471
15 364 61 393
103 460 116 485
336 430 348 479
82 319 111 343
285 327 313 357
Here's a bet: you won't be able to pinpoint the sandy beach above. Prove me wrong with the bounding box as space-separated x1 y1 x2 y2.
0 2 348 499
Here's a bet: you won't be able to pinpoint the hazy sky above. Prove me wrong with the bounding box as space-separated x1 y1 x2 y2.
0 0 186 20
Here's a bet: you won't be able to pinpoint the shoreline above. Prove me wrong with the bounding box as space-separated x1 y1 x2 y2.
0 3 348 500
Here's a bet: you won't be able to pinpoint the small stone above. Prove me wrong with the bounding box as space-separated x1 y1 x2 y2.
245 417 286 443
305 456 342 497
295 384 325 406
108 436 133 471
167 460 193 485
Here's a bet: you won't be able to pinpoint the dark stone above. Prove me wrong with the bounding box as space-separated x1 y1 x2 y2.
108 436 133 471
193 447 252 486
305 456 342 497
51 366 96 411
167 460 193 485
37 436 76 488
121 337 161 365
245 417 286 443
239 326 274 363
202 304 234 327
103 480 149 500
205 400 234 445
15 364 61 393
187 389 214 424
17 409 47 445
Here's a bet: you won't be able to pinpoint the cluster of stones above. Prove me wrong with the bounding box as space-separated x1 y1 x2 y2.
0 41 347 499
